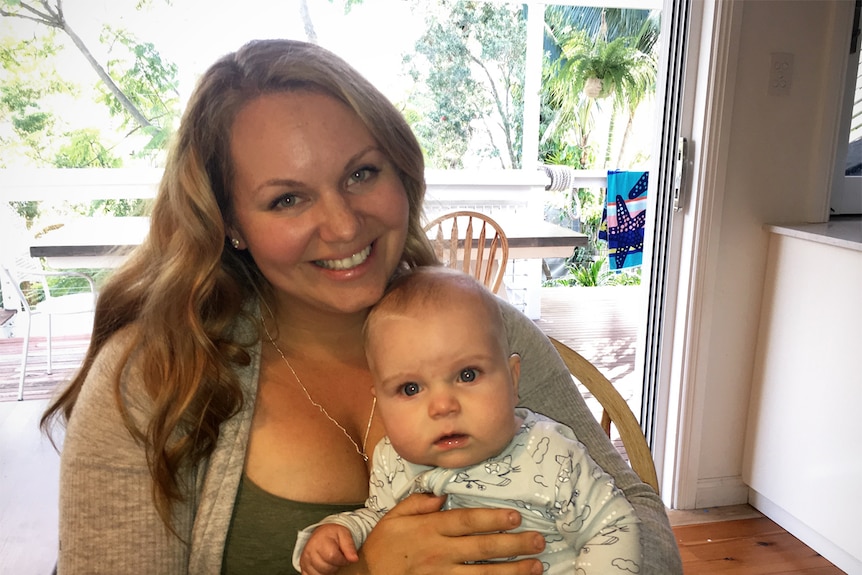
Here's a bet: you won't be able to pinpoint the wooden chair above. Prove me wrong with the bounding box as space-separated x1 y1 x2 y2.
423 211 509 293
1 257 96 400
549 336 660 494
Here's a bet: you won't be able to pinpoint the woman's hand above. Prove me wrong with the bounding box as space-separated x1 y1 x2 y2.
344 493 546 575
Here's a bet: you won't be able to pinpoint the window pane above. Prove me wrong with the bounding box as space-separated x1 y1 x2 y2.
845 58 861 176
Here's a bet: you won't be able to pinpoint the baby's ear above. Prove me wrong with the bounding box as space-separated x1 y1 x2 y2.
508 353 521 394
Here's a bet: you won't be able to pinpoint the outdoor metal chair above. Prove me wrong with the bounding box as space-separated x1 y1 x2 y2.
0 257 96 400
549 336 660 494
423 210 510 294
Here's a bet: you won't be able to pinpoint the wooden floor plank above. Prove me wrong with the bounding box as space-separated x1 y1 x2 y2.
674 518 846 574
675 516 786 545
0 334 88 401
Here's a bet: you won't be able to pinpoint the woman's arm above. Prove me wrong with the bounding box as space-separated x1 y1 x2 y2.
500 300 682 575
57 330 194 574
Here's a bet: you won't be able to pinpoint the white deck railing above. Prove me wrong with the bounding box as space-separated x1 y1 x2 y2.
0 167 607 200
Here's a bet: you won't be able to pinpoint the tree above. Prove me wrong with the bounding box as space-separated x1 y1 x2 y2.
404 1 526 169
0 0 179 152
96 25 179 153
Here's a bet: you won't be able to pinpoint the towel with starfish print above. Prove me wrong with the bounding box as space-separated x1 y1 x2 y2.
598 170 648 270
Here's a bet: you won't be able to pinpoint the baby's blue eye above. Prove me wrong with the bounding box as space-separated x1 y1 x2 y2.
459 369 477 382
401 382 420 396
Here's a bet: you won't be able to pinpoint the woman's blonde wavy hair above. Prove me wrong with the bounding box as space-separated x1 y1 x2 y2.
41 39 437 529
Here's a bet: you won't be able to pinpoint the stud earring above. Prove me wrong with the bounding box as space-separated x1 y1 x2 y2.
231 238 241 249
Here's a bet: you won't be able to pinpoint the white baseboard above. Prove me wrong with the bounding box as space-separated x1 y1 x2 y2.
750 489 861 575
693 475 749 508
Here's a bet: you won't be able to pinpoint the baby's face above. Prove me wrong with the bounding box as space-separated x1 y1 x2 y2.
367 299 521 468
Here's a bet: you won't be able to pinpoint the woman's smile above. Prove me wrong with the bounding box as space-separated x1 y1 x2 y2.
314 244 373 271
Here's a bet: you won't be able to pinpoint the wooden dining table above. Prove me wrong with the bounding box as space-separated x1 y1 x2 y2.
455 214 588 259
29 216 150 269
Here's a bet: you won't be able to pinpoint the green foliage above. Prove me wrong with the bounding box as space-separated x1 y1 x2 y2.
573 257 612 286
96 25 180 153
8 201 39 229
544 256 611 287
565 36 639 99
542 146 584 169
545 7 660 56
404 0 526 169
87 198 150 217
607 266 641 286
0 34 73 166
538 8 657 288
1 1 177 226
53 128 123 168
1 1 180 165
543 256 641 288
540 7 658 169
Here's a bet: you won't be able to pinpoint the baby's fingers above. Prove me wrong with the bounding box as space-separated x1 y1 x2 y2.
336 530 359 563
303 553 346 575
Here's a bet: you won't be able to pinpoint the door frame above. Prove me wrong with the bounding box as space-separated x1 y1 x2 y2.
652 0 745 509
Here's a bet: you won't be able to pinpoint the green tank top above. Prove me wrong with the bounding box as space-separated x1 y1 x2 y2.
222 473 363 574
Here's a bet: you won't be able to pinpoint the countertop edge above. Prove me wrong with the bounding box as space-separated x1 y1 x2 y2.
766 218 862 253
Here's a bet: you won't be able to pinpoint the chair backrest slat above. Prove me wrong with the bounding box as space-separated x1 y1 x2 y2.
462 217 474 275
423 211 509 294
549 336 660 495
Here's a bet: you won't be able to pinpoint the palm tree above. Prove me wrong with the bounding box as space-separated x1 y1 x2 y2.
541 7 659 169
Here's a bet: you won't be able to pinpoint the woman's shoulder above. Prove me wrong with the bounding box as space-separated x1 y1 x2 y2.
72 323 143 404
495 299 565 380
496 298 546 345
84 323 140 388
64 323 149 453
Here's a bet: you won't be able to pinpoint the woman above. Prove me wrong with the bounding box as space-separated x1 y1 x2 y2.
42 39 681 574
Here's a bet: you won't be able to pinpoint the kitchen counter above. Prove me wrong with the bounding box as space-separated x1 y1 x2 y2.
766 217 862 252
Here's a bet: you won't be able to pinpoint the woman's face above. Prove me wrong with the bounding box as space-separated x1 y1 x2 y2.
227 91 409 318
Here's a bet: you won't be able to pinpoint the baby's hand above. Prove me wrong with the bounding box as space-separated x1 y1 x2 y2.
299 523 359 575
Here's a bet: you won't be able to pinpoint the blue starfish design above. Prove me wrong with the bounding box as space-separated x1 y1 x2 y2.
608 193 646 269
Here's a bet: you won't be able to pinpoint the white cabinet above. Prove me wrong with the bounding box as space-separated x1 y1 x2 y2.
743 223 862 574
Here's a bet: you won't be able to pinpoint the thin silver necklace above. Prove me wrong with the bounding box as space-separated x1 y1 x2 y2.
261 318 376 462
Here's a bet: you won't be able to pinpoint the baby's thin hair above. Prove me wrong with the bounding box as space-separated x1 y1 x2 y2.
365 266 507 347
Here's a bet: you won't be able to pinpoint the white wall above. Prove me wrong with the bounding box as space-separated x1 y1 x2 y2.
676 0 854 507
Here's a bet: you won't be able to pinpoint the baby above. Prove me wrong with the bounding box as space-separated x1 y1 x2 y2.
293 266 642 574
